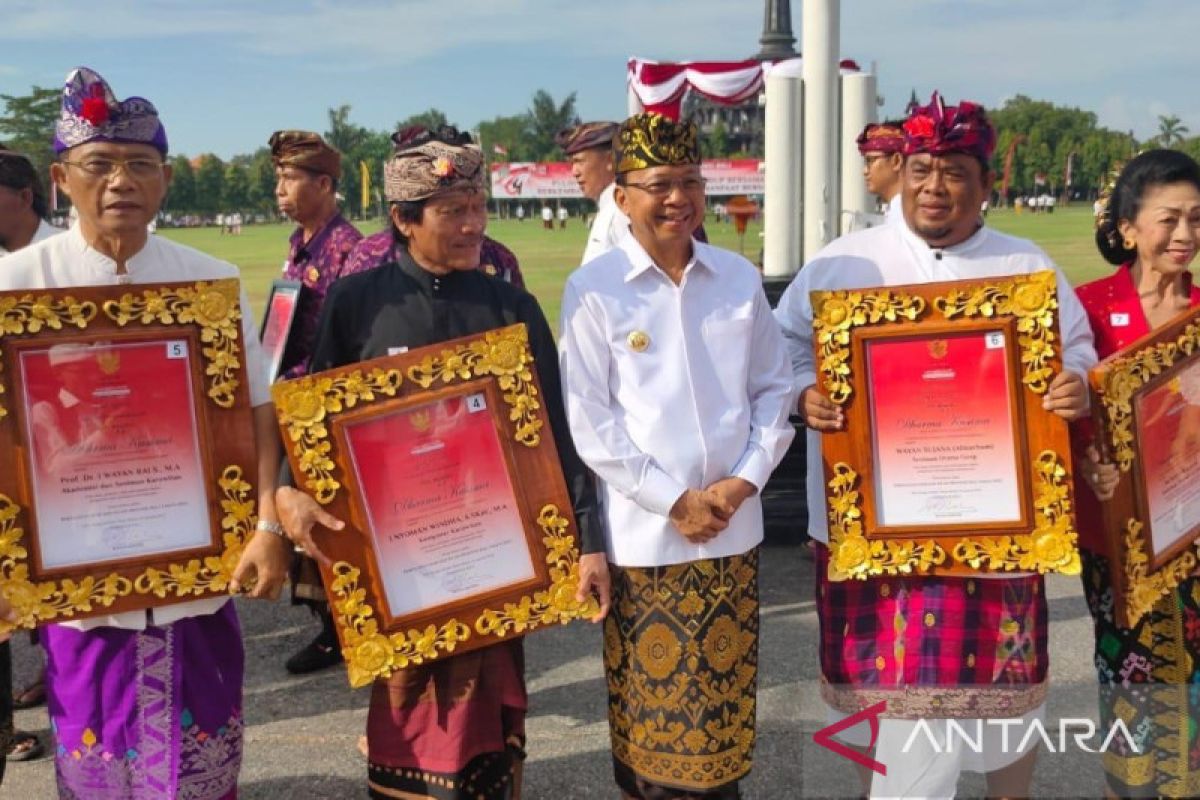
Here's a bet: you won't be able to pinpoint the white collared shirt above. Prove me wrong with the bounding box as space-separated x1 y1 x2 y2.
580 183 630 265
0 224 270 630
774 219 1097 544
559 232 796 567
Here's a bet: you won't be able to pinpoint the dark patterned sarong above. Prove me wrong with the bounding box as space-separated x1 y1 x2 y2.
816 544 1047 718
367 639 526 800
42 602 244 799
605 548 759 798
1081 549 1200 798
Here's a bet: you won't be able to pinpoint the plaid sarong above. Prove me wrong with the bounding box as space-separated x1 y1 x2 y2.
816 544 1048 718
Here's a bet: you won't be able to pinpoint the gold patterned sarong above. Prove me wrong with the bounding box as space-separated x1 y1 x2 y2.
604 548 759 795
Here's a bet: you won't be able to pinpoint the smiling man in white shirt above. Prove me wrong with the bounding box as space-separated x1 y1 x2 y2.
559 112 795 800
0 67 288 799
775 92 1096 800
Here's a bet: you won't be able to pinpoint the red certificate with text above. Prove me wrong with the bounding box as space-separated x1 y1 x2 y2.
1134 362 1200 560
18 339 212 572
343 391 537 621
866 331 1023 528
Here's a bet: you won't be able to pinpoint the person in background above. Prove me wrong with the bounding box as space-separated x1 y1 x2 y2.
556 120 625 264
269 129 363 675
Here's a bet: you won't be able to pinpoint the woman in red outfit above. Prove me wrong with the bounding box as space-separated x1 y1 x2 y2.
1073 149 1200 798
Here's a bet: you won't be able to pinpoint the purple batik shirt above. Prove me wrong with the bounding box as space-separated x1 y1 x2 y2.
343 229 525 288
281 213 362 377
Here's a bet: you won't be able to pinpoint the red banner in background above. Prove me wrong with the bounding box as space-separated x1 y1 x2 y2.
489 160 764 199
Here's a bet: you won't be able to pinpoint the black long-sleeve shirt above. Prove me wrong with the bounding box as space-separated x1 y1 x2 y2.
308 249 602 554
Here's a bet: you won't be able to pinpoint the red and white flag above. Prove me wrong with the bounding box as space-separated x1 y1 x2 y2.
492 143 508 156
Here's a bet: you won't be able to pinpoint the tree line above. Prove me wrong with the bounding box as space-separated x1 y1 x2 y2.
2 84 1195 218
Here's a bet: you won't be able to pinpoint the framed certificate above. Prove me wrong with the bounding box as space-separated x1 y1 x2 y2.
812 271 1081 580
1090 304 1200 627
259 279 301 384
0 280 259 629
272 324 596 687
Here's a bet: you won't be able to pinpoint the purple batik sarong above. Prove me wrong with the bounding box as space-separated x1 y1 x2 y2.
42 601 244 800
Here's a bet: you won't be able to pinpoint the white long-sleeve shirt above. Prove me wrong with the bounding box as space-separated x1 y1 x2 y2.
580 183 630 265
559 232 796 567
0 224 269 630
774 217 1097 544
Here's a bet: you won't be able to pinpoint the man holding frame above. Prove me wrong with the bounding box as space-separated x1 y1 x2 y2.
0 67 289 799
775 92 1097 798
274 124 609 800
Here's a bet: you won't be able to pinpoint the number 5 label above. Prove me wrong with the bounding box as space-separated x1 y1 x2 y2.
166 341 187 359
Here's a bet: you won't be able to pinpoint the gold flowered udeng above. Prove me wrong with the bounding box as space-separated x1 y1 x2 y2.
0 293 96 419
615 113 700 174
331 504 595 687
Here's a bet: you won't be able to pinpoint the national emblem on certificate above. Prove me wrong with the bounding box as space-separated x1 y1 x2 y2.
811 271 1082 579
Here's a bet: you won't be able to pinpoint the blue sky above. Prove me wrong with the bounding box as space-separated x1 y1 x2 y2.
2 0 1196 159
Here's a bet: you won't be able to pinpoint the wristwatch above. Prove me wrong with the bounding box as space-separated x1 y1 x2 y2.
255 519 287 538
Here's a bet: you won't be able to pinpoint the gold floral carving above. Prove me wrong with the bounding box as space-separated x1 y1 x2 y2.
1120 518 1200 628
0 466 253 633
935 271 1059 394
272 367 404 504
407 325 544 447
0 292 97 419
952 451 1081 575
826 452 1081 580
329 504 595 687
102 280 243 407
825 463 947 580
811 290 927 404
1096 321 1200 471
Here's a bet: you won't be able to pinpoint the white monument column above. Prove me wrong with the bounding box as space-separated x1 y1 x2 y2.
763 60 804 278
801 0 840 258
840 71 876 234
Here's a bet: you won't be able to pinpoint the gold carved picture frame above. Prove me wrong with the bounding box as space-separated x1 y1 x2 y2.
0 279 258 631
272 323 596 687
811 271 1081 581
1090 304 1200 628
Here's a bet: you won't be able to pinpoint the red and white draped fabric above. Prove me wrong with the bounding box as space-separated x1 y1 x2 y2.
626 57 861 119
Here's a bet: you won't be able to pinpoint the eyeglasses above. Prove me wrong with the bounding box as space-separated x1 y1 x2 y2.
60 157 164 180
622 177 707 197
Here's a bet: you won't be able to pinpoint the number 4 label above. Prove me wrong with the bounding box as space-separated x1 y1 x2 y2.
466 393 487 412
166 341 187 359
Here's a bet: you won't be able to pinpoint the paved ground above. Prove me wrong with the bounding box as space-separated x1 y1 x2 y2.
5 542 1106 798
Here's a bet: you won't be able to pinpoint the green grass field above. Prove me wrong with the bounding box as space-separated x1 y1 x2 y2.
158 205 1105 330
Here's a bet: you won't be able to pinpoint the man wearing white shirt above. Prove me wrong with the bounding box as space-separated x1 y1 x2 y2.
775 93 1096 799
0 146 59 256
556 121 629 264
559 113 795 800
0 67 288 798
856 120 906 230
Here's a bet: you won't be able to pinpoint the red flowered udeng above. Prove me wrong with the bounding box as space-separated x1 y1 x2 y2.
902 92 996 161
80 96 109 126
